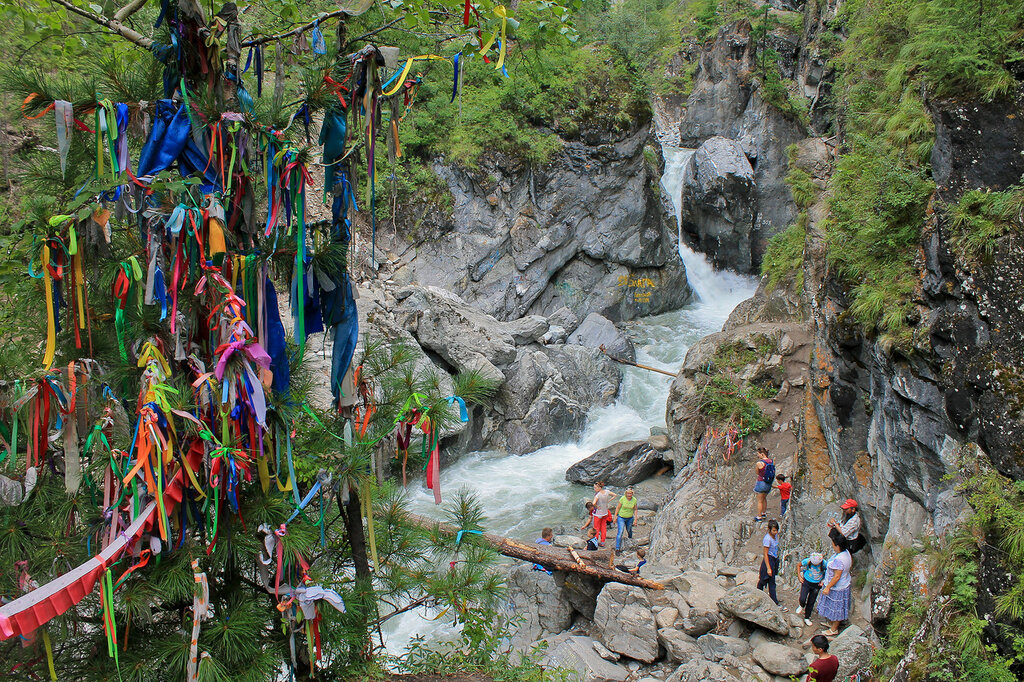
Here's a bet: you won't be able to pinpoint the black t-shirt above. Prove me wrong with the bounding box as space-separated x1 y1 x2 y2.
807 654 839 682
586 537 599 551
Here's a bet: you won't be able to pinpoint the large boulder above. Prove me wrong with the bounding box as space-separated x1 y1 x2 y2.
830 625 873 679
542 636 629 682
716 585 790 636
506 564 573 649
675 571 727 614
554 571 603 621
666 660 739 682
676 607 719 637
592 583 659 663
565 440 666 487
695 633 749 662
751 641 807 676
395 285 516 382
657 628 702 663
680 136 756 273
568 313 635 362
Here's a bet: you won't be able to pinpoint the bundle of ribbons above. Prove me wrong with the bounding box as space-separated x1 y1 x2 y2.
0 3 512 676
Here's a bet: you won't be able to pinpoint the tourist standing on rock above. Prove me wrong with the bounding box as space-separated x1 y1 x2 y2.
805 634 840 681
753 447 775 522
798 552 826 626
817 534 853 636
777 474 792 516
590 481 617 547
827 499 865 553
614 486 638 552
757 519 782 605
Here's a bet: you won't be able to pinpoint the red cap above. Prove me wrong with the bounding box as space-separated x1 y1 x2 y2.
840 499 858 510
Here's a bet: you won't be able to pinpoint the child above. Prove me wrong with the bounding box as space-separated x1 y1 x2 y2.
798 551 826 626
533 528 554 574
580 502 595 531
776 474 792 516
585 527 599 551
616 547 647 574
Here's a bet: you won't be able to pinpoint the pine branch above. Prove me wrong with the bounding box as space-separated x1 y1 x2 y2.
241 9 352 48
48 0 154 49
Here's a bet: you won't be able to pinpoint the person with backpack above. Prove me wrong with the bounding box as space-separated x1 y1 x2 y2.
798 551 826 626
754 447 775 522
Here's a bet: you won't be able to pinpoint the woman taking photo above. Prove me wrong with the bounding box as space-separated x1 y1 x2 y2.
817 533 853 636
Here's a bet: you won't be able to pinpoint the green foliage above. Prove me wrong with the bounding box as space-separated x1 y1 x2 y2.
696 374 772 435
873 457 1024 680
761 216 806 294
947 185 1024 260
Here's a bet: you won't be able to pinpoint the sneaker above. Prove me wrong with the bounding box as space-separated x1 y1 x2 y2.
804 618 813 626
781 607 789 613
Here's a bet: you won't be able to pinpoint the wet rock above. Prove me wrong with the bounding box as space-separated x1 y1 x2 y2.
751 641 807 676
566 440 666 487
695 633 750 661
716 585 790 635
543 636 630 682
593 583 659 663
680 136 756 273
569 313 636 362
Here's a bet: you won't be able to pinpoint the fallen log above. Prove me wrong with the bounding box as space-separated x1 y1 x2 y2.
407 514 663 590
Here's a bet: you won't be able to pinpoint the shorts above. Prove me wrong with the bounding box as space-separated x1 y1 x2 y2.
754 480 771 494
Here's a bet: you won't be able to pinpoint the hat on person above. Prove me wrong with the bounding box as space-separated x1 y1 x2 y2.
840 498 858 510
810 552 824 564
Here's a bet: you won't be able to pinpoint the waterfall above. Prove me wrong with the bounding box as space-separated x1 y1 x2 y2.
660 146 756 322
381 147 758 658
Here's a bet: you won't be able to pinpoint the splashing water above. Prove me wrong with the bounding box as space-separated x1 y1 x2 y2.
381 146 757 656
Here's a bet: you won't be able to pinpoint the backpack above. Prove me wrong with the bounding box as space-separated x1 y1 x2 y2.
762 458 776 483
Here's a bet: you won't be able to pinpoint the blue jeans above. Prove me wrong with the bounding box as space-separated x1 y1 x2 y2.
757 555 779 604
615 516 634 551
781 498 789 516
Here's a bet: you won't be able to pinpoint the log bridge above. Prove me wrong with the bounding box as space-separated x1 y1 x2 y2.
408 515 664 590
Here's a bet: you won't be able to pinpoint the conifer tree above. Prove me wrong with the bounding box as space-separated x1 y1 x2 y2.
0 1 571 679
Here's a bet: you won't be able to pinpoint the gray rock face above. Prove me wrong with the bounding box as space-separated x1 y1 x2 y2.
392 123 692 323
396 285 517 382
496 344 621 454
593 583 659 663
569 313 636 362
676 21 805 271
676 607 719 637
716 585 790 636
506 564 572 649
751 641 807 676
695 633 750 661
543 636 629 682
554 571 602 621
830 625 873 679
666 659 739 682
657 628 701 663
680 136 756 273
565 440 666 487
675 571 727 614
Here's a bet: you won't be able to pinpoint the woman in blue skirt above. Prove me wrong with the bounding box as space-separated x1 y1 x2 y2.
817 533 853 636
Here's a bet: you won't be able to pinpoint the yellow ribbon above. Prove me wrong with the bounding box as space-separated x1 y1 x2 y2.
382 55 451 97
479 6 509 70
43 629 57 681
42 244 56 369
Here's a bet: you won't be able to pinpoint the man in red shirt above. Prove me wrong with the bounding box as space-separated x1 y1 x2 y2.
806 634 839 681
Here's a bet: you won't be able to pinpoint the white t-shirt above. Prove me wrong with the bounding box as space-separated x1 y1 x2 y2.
594 490 616 516
826 550 853 591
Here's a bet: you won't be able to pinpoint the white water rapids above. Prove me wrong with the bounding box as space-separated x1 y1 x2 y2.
382 147 758 654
